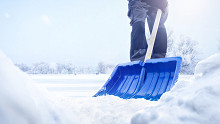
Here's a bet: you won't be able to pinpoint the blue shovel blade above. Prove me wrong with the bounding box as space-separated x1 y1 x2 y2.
93 57 182 101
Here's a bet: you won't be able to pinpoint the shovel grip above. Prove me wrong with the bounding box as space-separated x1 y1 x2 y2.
144 9 162 62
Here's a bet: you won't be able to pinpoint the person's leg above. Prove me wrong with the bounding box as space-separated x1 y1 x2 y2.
128 0 149 61
130 22 147 61
147 7 168 58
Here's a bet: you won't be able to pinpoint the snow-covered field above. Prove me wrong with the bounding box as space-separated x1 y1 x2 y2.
30 74 110 97
1 50 220 124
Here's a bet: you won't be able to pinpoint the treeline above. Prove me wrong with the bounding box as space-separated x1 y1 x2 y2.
16 62 115 74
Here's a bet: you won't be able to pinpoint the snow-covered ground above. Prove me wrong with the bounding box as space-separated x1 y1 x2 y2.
1 49 220 124
30 74 110 97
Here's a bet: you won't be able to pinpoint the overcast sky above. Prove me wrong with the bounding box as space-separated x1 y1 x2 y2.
0 0 219 66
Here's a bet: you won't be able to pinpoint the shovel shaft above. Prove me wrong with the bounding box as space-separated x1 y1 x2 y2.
144 9 162 62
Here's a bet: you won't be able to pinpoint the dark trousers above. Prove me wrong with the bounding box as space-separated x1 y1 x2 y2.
128 0 168 61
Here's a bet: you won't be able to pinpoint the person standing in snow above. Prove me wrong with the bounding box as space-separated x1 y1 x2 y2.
128 0 168 61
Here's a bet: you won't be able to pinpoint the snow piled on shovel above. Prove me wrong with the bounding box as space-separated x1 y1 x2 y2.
131 54 220 124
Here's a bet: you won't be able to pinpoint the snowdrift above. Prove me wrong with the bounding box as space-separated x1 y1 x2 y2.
131 54 220 124
0 50 78 124
1 49 220 124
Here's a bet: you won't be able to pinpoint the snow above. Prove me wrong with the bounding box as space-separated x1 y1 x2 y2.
1 49 220 124
0 50 78 124
194 54 220 79
131 54 220 124
31 74 108 97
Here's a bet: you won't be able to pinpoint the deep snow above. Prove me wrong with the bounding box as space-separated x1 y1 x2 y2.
131 54 220 124
1 49 220 124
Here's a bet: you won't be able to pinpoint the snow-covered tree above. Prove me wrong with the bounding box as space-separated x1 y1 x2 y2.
97 62 106 74
96 62 115 74
57 63 76 74
30 62 50 74
167 32 200 74
15 63 30 72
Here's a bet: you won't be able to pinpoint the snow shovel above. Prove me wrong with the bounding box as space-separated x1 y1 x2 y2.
94 9 182 100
